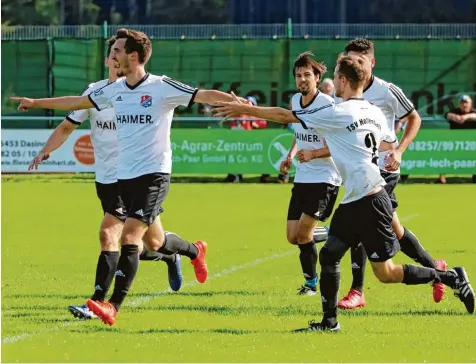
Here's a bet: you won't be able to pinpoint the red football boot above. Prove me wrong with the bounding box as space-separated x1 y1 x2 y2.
190 241 208 283
338 289 366 309
433 259 448 303
87 300 117 326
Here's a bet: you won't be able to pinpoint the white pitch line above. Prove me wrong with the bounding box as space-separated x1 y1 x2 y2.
2 322 77 344
2 249 296 344
128 249 296 307
400 213 419 222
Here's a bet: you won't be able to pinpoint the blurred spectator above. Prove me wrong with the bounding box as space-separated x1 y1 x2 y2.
445 95 476 130
319 78 334 96
228 96 267 131
224 96 269 183
438 95 476 184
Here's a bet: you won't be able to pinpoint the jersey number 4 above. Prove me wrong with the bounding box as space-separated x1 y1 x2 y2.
364 133 379 166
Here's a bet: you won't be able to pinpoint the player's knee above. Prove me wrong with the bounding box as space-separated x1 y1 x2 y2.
319 245 333 266
142 234 164 251
392 220 405 240
295 230 313 244
120 231 141 246
375 272 394 283
99 228 119 251
286 231 298 245
373 266 400 283
319 235 348 266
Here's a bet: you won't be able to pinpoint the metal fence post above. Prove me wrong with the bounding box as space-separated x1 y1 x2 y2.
46 36 54 126
102 20 108 79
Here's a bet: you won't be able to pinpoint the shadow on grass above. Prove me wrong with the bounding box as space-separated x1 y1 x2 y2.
129 304 469 317
3 290 266 301
3 293 89 300
130 290 267 298
3 173 475 184
4 299 469 319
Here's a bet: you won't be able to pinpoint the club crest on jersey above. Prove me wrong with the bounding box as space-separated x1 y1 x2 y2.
140 95 152 108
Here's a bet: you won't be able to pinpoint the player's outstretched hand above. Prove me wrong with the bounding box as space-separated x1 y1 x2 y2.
28 152 50 171
10 97 36 112
384 149 402 172
213 92 245 124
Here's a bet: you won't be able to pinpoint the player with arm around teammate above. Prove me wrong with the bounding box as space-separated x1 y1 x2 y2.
214 54 474 331
26 35 183 320
336 38 447 309
11 28 253 326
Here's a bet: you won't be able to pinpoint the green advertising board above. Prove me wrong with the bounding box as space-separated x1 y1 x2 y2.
399 130 476 174
171 129 296 174
170 129 476 175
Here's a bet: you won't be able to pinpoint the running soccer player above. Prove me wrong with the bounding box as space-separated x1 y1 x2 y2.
279 52 341 295
27 36 185 320
214 55 474 331
336 38 447 309
11 28 247 326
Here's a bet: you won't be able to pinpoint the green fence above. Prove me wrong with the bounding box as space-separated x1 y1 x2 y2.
2 39 475 120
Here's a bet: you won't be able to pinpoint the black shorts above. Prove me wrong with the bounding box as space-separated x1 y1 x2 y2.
287 183 339 222
329 189 400 262
118 173 170 226
95 182 127 221
380 170 399 210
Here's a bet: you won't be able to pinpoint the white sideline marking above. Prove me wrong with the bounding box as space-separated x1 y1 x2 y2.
2 322 76 344
2 214 420 345
2 250 296 344
128 249 296 307
400 213 419 222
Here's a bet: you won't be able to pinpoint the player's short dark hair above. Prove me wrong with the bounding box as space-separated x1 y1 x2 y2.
115 28 152 64
344 38 374 56
292 51 327 78
106 36 117 57
336 54 368 89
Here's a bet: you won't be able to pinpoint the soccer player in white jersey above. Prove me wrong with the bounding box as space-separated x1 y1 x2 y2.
26 36 184 320
336 38 447 310
214 55 474 331
11 28 246 326
279 52 341 295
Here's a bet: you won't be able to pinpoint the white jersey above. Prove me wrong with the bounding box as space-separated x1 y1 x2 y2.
88 73 197 180
67 79 118 184
290 92 341 186
334 75 414 173
293 98 395 204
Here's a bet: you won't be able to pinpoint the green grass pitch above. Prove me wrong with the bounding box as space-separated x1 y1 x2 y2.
2 176 476 362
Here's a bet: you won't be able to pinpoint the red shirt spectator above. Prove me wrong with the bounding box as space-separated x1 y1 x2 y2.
229 96 267 130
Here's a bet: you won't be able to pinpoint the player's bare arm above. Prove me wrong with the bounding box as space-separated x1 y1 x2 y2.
10 95 93 112
298 139 391 164
194 89 247 106
280 138 298 174
214 93 298 124
385 110 421 171
29 120 79 171
287 138 298 159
